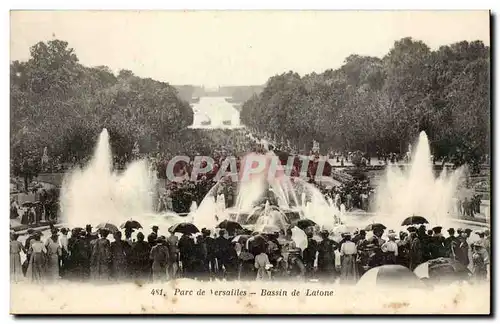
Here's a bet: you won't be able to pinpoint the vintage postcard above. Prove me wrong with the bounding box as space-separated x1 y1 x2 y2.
9 10 491 314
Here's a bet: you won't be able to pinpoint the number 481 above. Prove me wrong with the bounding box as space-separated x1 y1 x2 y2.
151 289 164 296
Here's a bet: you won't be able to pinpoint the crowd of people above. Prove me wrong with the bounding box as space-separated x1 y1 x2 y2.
10 187 60 225
10 220 490 285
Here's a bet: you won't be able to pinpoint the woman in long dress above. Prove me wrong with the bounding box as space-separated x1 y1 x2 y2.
90 229 111 282
254 250 271 281
150 236 169 282
110 231 130 280
26 232 47 283
340 233 358 284
45 229 62 282
10 233 25 283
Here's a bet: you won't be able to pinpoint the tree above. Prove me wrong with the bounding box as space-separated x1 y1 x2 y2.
240 38 490 170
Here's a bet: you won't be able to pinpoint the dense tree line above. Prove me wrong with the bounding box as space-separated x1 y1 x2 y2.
11 39 193 183
240 38 490 170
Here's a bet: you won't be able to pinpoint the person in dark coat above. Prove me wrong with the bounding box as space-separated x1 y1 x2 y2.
83 226 97 279
455 229 470 267
408 226 422 271
397 231 409 264
429 226 446 259
90 229 111 282
69 229 92 281
317 230 338 282
355 230 369 275
302 231 318 279
22 229 35 276
366 226 386 268
199 228 217 279
148 226 159 243
130 232 151 280
444 228 459 259
110 231 131 280
178 233 196 278
150 236 169 282
213 229 237 280
417 225 431 262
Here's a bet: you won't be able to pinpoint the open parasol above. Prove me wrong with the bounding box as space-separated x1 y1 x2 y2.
401 216 429 226
168 222 200 235
292 219 317 231
217 220 243 233
120 220 143 229
96 222 119 233
364 223 387 232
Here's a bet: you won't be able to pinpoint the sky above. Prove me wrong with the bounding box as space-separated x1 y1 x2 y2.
10 11 490 87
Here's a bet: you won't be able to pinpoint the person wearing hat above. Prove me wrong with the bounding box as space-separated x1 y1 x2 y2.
179 231 198 279
455 228 470 267
429 226 446 259
355 230 370 275
397 231 410 268
147 230 158 250
90 228 112 281
286 247 306 280
471 240 488 281
150 236 169 282
57 227 70 278
44 228 62 282
444 228 459 260
21 228 36 276
130 232 151 280
408 227 422 271
381 230 398 265
416 225 432 262
110 231 131 281
26 231 47 283
339 233 358 284
10 232 25 283
302 231 318 279
166 232 180 280
483 229 491 261
317 230 339 282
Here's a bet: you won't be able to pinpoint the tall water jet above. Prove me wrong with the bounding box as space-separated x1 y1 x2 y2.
60 129 155 228
374 131 463 227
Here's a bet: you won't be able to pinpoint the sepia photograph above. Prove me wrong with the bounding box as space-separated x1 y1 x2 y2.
8 10 491 314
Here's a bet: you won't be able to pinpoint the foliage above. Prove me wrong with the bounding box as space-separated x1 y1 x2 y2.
240 38 490 168
11 39 194 171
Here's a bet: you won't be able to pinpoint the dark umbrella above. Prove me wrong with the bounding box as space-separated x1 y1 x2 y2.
168 222 199 235
365 223 387 231
401 216 429 226
414 257 471 282
120 220 143 229
357 265 425 289
217 220 243 233
96 222 119 233
292 219 317 231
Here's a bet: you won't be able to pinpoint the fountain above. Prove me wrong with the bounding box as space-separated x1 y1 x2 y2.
373 131 464 228
60 129 181 231
191 151 340 231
